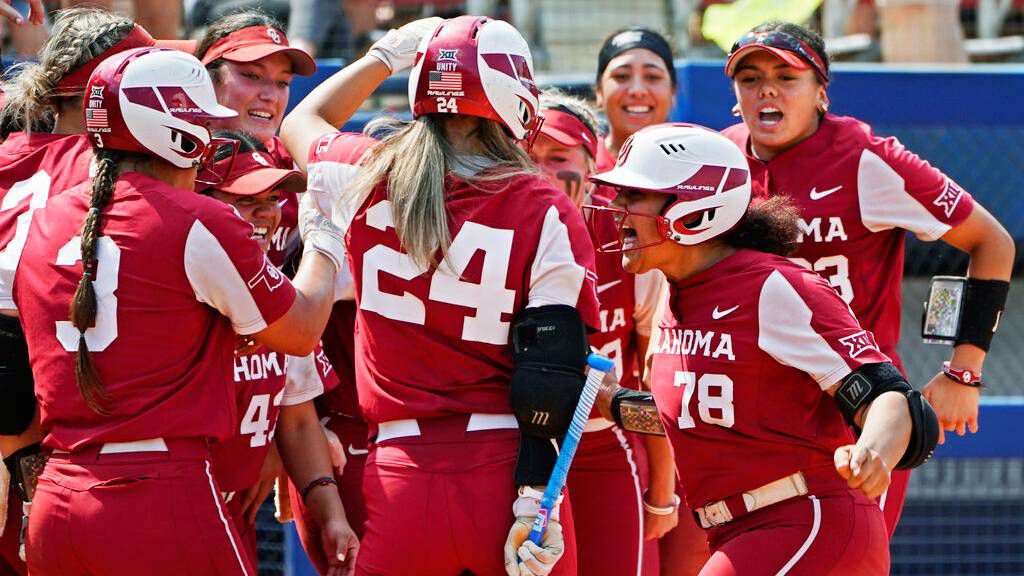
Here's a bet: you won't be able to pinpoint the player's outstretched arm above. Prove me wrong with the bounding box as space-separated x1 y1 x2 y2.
926 204 1014 442
832 390 912 499
277 400 359 576
280 17 442 172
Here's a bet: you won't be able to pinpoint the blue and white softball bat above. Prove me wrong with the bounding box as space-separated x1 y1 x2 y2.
528 352 616 545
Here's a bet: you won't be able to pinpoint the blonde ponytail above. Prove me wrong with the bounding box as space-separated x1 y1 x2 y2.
348 115 536 269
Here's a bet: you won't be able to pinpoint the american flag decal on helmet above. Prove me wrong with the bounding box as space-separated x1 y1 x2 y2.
428 71 463 92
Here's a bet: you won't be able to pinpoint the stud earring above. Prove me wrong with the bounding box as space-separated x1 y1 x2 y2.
731 104 742 117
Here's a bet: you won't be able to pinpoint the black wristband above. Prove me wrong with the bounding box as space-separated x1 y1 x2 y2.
956 278 1010 351
300 476 338 502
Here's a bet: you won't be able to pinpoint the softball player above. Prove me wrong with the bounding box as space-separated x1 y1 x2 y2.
0 47 346 575
591 123 938 575
528 90 672 576
722 21 1014 533
0 10 186 573
281 15 602 576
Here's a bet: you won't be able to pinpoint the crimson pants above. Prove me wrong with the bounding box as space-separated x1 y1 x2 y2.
699 490 888 576
566 425 646 576
0 488 25 576
355 417 577 576
26 440 254 576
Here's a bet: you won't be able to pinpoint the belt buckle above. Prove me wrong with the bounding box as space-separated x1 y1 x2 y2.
702 500 731 528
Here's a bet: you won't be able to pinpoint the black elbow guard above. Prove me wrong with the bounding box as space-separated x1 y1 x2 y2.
514 434 559 486
895 390 939 470
0 315 36 436
834 362 939 470
509 305 589 439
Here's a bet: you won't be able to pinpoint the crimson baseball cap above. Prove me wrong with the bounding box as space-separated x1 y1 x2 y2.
725 30 829 84
211 150 305 196
201 26 316 76
538 108 599 159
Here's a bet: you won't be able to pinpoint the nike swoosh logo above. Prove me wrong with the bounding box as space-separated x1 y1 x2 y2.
809 185 842 200
347 444 369 456
712 305 739 320
597 280 622 293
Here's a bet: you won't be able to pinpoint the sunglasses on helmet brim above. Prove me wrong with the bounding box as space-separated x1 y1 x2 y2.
728 31 829 84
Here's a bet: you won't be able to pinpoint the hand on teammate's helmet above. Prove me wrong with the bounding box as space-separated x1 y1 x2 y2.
299 193 346 272
367 17 444 73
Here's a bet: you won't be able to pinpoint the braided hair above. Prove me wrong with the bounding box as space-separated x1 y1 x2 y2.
0 8 136 134
67 148 123 415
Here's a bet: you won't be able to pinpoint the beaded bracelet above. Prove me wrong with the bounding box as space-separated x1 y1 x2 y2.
300 476 338 502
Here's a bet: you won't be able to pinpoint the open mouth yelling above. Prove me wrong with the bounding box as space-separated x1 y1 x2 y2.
758 105 783 127
621 226 639 250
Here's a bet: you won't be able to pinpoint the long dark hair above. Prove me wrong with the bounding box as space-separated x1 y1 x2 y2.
723 196 800 256
68 147 124 415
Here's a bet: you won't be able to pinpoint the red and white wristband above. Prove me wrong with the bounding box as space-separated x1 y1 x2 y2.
942 362 983 388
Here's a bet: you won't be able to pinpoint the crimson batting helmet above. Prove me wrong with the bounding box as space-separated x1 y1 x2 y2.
586 123 751 252
83 47 237 169
408 15 541 142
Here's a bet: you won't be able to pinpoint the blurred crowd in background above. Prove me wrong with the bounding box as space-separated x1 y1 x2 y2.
3 0 1024 70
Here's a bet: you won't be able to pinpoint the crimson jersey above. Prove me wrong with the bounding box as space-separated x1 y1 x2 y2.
317 300 361 421
307 132 601 424
0 134 93 306
264 136 299 267
722 115 974 364
587 196 665 389
649 249 889 508
0 172 296 451
211 343 338 492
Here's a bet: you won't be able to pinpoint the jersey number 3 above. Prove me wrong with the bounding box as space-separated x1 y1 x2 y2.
360 200 516 345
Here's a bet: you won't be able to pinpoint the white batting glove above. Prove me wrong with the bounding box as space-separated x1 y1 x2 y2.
504 487 565 576
366 17 443 73
299 193 345 272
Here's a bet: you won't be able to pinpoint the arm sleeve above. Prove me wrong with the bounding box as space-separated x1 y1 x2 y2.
757 268 890 390
306 132 377 233
857 136 975 241
633 269 668 337
281 342 339 406
184 208 296 335
527 200 601 330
